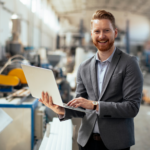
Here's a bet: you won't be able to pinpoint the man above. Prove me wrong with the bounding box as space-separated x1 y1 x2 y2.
39 10 143 150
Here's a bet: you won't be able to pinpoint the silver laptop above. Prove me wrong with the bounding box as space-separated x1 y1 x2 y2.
21 64 90 113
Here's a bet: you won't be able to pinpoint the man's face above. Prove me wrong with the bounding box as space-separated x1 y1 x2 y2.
91 19 118 52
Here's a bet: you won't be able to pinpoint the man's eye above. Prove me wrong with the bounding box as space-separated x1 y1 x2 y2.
105 30 109 32
95 31 99 33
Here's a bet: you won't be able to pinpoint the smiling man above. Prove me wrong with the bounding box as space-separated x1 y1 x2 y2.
39 10 143 150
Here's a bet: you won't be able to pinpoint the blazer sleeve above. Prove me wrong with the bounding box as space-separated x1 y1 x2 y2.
59 65 87 121
98 57 143 118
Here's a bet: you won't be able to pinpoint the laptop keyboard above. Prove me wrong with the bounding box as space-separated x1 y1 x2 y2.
63 103 90 113
63 103 75 109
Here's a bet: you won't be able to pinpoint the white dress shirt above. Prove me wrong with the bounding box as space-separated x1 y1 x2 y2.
93 47 116 133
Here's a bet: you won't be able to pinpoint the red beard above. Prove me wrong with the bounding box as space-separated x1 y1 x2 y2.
92 38 114 51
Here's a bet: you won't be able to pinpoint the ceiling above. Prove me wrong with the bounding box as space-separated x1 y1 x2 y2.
49 0 150 17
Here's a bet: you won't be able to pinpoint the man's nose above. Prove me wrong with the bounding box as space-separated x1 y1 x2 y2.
99 31 106 39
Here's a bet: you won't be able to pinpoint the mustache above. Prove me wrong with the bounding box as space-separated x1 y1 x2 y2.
97 39 108 41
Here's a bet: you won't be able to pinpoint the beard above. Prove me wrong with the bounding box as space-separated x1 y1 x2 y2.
92 38 114 52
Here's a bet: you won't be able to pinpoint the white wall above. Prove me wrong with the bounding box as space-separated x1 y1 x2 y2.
0 6 11 45
0 0 58 50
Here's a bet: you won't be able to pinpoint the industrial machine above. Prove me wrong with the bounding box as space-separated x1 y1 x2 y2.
0 55 29 95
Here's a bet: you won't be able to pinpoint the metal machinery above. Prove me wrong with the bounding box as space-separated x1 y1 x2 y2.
0 55 29 94
0 54 40 150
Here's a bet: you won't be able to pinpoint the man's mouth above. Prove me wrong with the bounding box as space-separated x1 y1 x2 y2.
98 40 108 44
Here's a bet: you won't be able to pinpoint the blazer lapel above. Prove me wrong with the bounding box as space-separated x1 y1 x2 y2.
99 48 122 101
90 55 99 100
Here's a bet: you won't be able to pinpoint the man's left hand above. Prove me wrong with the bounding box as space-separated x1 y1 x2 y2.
67 97 94 110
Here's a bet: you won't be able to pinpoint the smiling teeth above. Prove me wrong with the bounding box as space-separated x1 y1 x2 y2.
99 41 107 43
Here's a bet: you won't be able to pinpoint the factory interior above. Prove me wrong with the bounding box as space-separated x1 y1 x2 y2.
0 0 150 150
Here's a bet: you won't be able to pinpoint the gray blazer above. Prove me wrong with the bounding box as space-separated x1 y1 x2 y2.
60 48 143 150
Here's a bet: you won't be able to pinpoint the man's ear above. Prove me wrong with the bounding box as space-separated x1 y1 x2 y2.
91 30 93 36
115 28 118 38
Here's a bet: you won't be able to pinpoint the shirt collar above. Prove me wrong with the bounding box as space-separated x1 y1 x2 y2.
96 47 116 63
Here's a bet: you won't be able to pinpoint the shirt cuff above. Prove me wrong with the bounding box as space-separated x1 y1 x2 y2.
59 115 65 119
58 110 66 120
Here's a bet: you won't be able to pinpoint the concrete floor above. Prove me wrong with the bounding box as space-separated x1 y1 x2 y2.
72 118 81 150
72 105 150 150
131 104 150 150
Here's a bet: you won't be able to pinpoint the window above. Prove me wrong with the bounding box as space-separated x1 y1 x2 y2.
31 0 37 13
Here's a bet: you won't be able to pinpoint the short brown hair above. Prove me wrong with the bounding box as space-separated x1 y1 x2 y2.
91 10 116 29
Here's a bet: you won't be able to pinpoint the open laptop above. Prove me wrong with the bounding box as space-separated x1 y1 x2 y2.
21 64 90 113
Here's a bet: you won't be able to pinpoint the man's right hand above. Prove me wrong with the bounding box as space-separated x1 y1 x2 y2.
39 92 65 116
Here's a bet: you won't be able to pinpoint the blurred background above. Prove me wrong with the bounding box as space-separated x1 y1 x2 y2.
0 0 150 150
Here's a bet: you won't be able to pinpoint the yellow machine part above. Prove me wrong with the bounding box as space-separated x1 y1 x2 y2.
0 74 20 86
8 68 27 84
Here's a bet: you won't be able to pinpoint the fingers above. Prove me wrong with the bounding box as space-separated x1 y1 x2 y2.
39 98 46 106
67 97 91 109
39 93 65 115
45 92 49 103
42 91 44 100
68 99 81 107
67 97 81 105
67 99 76 106
43 92 47 105
38 98 42 103
48 94 53 106
67 99 75 106
71 100 80 107
39 92 54 107
40 92 48 105
74 104 81 108
40 92 45 104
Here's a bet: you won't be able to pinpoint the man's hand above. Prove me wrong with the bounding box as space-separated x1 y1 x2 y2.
67 97 94 110
39 92 65 115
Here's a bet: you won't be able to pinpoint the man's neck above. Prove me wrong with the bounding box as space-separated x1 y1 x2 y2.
98 46 115 62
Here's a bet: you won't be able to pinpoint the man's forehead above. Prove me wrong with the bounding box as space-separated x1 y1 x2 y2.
93 19 111 24
92 19 113 29
93 19 100 24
